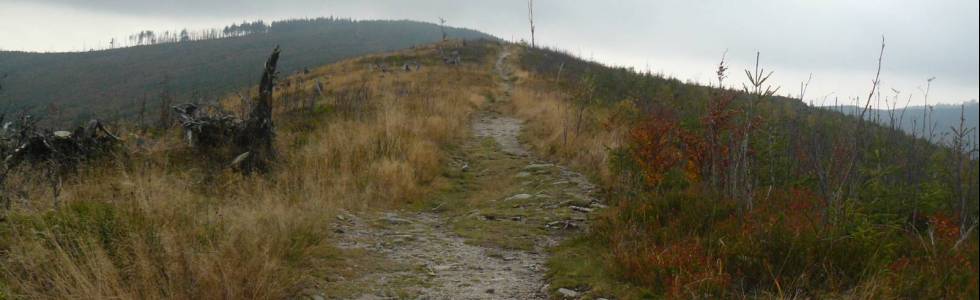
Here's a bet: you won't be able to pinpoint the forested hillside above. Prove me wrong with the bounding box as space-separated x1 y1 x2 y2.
0 18 492 125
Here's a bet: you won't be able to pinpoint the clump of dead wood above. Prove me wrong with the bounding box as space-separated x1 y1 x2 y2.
1 115 120 171
440 48 462 65
0 114 121 208
173 46 281 174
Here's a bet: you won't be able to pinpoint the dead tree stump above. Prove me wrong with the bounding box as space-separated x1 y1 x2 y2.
236 46 280 174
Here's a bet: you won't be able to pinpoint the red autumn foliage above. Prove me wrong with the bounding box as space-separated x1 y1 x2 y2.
613 237 731 297
928 213 961 243
611 94 977 298
695 93 742 178
628 109 690 187
627 93 756 191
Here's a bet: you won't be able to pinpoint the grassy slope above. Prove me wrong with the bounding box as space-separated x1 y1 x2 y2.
0 40 499 299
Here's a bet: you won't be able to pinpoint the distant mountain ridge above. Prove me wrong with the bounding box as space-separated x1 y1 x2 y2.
829 101 978 140
0 18 494 125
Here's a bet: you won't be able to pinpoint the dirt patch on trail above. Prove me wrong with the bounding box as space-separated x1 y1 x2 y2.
472 115 528 157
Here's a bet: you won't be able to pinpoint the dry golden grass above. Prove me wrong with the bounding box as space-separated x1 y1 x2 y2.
0 41 498 299
505 56 632 187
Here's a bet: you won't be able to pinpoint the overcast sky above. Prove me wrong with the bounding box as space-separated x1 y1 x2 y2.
2 0 977 106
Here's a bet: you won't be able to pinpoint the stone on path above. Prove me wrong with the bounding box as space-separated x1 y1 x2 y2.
557 287 580 298
505 193 533 201
382 213 412 225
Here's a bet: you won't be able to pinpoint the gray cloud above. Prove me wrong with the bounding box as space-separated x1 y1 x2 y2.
2 0 977 105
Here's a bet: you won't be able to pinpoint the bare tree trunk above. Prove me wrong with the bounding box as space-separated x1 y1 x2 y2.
827 37 886 223
528 0 536 47
556 62 564 83
312 80 325 112
237 46 281 174
949 104 976 232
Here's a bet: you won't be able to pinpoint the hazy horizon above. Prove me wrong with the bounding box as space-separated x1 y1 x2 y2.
2 0 977 107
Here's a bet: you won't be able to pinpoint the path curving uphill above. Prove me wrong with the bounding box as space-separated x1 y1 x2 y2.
326 47 601 300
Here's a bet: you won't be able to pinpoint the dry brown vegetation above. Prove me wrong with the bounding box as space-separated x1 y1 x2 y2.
507 64 630 188
0 41 498 299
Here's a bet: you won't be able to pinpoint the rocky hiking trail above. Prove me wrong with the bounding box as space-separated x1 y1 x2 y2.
319 48 605 299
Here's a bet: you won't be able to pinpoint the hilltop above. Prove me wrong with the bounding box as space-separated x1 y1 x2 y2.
0 18 492 125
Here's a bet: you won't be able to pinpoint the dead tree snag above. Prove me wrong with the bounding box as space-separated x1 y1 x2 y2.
173 46 281 174
238 45 280 174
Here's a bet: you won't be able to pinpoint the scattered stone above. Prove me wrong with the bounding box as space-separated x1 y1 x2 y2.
53 131 73 138
590 202 609 209
524 163 554 171
545 220 580 230
433 264 453 272
299 289 326 300
527 264 542 272
505 193 533 201
382 214 412 225
570 206 593 213
516 171 532 178
539 283 551 296
557 287 580 298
